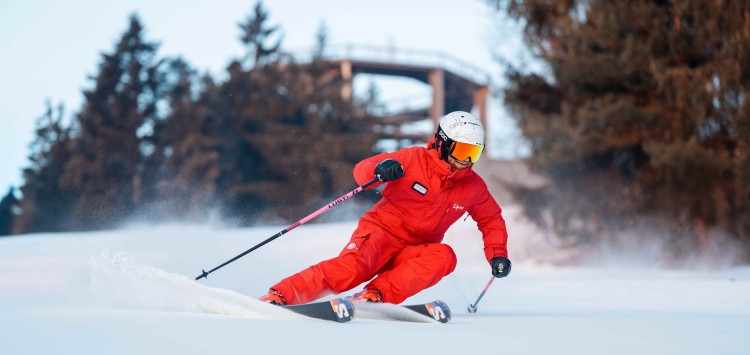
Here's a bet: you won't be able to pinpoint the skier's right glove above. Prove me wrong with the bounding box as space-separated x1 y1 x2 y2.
374 159 405 182
490 256 512 278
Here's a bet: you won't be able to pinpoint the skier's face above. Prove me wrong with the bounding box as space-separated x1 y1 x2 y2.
447 155 472 170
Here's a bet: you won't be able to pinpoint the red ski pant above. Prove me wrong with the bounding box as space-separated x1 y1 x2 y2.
268 220 457 305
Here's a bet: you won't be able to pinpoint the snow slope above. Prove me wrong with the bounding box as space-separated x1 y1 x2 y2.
1 212 749 355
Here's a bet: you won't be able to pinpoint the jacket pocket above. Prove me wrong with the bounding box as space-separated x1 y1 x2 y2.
339 232 370 256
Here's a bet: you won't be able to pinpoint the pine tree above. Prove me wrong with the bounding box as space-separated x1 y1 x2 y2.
150 58 222 220
239 0 283 69
14 103 77 233
208 5 378 224
60 14 163 230
312 21 328 61
493 0 750 257
0 188 18 236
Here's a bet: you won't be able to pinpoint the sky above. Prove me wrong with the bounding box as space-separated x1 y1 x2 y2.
1 210 748 354
0 0 530 194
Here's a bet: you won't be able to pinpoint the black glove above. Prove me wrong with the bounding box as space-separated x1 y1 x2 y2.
374 159 405 182
490 256 511 278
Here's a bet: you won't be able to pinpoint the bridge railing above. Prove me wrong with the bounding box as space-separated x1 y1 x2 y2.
282 44 491 87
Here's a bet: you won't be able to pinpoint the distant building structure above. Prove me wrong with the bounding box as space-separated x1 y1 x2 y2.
286 45 490 149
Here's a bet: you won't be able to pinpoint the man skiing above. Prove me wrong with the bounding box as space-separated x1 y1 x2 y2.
260 111 511 305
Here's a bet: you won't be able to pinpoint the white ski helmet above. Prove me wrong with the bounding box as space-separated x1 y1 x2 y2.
433 111 485 163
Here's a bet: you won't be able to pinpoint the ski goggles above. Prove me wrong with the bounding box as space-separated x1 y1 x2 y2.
449 141 483 163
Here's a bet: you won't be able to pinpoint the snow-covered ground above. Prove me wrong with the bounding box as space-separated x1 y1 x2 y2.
1 208 749 355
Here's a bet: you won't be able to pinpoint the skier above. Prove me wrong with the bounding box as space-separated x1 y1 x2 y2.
260 111 511 305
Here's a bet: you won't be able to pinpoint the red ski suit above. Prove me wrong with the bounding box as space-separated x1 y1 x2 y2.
268 143 508 304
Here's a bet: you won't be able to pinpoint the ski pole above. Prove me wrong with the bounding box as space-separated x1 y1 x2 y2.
467 276 495 313
195 177 380 280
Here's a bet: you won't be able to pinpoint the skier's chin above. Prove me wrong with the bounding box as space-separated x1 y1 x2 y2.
450 160 472 170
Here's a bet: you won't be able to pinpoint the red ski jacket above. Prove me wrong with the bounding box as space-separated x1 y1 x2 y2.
353 142 509 261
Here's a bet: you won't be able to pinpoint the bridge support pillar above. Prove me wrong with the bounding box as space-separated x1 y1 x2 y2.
340 60 353 101
473 85 490 152
429 68 444 132
473 86 489 132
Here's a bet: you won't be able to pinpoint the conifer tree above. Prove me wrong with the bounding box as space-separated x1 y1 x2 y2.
492 0 750 256
61 14 163 230
208 4 378 224
151 58 222 220
14 103 76 233
239 0 283 69
0 188 18 236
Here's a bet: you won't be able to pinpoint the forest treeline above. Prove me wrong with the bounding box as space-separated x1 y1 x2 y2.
491 0 749 261
1 2 380 233
0 1 748 263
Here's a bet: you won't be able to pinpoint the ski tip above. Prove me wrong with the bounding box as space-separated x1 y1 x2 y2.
428 300 452 323
329 297 355 322
404 300 451 323
283 297 355 323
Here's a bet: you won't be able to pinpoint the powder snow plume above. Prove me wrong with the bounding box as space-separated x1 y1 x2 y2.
87 251 299 319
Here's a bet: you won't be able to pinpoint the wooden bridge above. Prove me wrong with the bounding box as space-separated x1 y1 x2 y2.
287 45 490 147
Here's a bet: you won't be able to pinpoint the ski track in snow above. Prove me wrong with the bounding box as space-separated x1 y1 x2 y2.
1 223 750 355
87 251 305 320
86 251 451 324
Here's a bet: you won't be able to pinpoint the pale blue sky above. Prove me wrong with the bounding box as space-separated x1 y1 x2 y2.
0 0 528 193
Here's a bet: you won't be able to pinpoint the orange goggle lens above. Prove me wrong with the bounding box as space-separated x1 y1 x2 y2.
449 141 483 163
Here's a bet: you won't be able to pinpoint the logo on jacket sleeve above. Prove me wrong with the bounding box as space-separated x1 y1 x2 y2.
412 182 428 195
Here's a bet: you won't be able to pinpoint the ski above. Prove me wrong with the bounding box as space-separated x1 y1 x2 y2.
404 300 452 323
350 299 452 323
283 297 355 323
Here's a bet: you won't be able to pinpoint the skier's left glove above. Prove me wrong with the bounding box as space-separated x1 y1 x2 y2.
490 256 511 278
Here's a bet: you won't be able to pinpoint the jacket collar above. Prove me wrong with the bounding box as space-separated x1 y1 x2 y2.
425 139 474 181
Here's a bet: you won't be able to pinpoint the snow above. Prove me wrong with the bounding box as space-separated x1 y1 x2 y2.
1 214 749 355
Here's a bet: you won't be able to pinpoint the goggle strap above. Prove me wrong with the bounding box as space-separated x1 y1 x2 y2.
436 125 454 158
